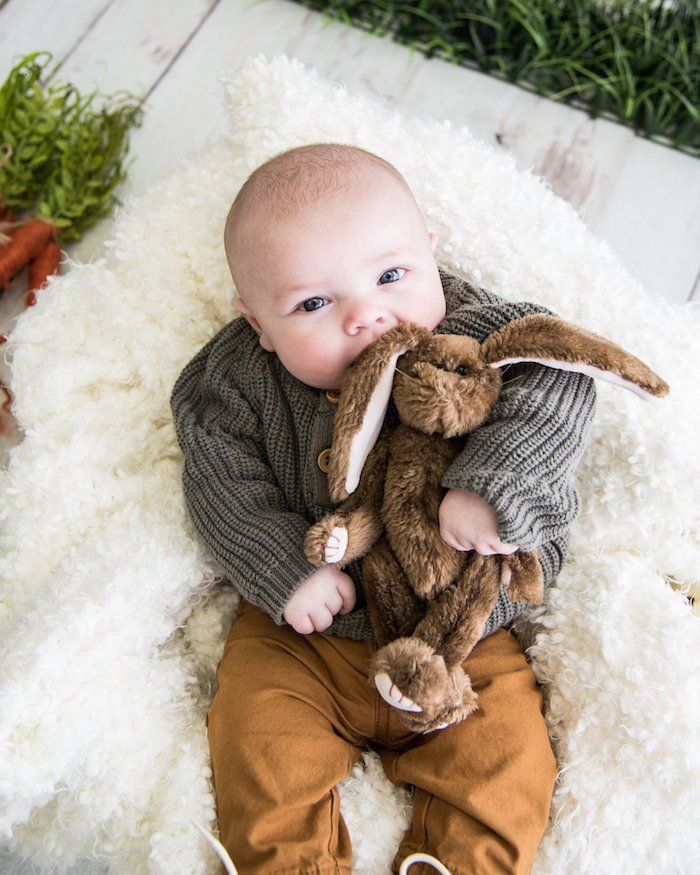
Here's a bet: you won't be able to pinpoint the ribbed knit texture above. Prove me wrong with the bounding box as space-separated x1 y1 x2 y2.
170 268 597 641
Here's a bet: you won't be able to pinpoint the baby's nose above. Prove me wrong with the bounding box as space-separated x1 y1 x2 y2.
343 300 392 336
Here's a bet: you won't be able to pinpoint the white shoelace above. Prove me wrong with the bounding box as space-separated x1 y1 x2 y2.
190 818 239 874
191 818 452 875
399 851 452 874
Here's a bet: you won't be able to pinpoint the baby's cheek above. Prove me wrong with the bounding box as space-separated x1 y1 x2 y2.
410 280 446 330
303 344 342 376
282 335 346 388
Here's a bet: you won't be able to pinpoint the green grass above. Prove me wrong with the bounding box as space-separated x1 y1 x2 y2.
289 0 699 156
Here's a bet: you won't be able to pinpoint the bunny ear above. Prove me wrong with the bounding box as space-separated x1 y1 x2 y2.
481 314 669 400
327 323 430 501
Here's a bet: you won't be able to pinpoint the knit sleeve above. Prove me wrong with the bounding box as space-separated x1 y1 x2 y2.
435 282 597 569
170 334 317 626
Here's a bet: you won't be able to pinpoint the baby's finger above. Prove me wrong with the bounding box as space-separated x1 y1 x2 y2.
496 541 519 555
311 606 334 632
483 540 518 555
441 530 473 552
337 576 356 614
474 543 496 555
295 614 315 635
325 592 344 616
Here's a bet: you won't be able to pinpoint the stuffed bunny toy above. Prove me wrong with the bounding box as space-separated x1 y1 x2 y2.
304 314 669 733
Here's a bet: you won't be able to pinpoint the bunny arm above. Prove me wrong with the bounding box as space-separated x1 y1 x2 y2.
304 432 391 569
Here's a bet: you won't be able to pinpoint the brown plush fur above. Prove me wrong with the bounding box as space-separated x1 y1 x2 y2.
304 316 669 733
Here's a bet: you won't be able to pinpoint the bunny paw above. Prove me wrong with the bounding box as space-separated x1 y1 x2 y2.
324 526 348 563
305 518 348 567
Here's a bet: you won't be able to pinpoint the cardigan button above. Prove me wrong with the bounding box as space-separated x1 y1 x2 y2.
325 390 340 404
317 448 333 473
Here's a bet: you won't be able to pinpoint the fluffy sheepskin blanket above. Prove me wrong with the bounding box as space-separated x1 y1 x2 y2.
1 53 698 875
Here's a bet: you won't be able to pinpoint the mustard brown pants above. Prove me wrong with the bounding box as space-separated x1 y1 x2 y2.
206 600 557 875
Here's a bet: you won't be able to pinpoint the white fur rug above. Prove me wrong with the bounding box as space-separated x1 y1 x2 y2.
1 53 698 875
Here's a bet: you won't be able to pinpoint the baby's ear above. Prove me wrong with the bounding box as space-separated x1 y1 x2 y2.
234 297 253 320
234 298 274 352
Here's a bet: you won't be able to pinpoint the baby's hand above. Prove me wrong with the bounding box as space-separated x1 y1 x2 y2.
439 487 518 555
283 566 356 634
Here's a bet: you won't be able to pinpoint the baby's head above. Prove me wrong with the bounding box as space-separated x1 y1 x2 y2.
224 143 445 391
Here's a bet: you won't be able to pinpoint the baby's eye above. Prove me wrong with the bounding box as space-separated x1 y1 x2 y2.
379 267 406 285
297 297 327 312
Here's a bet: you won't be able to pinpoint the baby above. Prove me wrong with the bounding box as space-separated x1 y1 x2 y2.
170 143 596 874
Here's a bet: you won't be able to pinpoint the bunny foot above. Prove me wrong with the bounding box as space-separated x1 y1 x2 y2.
370 638 478 732
374 671 422 711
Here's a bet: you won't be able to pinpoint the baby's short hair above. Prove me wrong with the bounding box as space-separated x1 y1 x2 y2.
224 143 413 293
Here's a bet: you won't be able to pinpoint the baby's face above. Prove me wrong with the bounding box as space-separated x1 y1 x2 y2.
233 178 446 391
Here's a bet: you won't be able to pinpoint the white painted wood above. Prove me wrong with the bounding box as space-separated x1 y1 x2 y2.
587 139 700 303
51 0 219 97
0 0 112 75
0 0 223 297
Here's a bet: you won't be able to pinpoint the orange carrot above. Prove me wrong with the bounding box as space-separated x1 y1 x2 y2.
26 238 62 305
0 217 55 289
